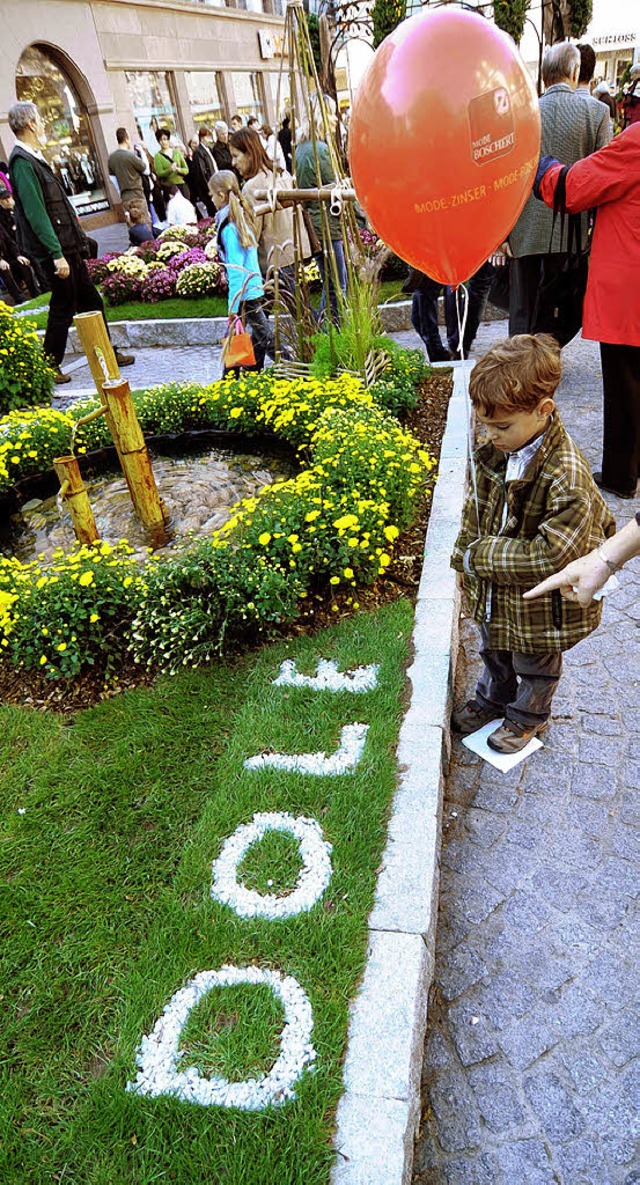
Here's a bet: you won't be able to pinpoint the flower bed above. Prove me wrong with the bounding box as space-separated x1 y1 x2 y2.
88 222 228 307
0 302 55 415
0 350 433 680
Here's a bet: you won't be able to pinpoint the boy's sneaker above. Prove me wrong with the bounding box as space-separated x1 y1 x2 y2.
452 699 500 736
487 718 548 754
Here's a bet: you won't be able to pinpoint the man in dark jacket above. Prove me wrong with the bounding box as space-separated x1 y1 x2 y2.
211 121 233 172
0 183 38 301
191 127 217 216
8 101 133 383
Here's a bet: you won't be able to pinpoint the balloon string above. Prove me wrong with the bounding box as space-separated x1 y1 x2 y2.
455 284 481 535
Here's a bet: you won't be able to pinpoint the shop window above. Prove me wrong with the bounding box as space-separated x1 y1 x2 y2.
15 45 108 216
230 72 265 122
125 71 181 156
237 0 266 13
265 72 291 121
185 72 225 131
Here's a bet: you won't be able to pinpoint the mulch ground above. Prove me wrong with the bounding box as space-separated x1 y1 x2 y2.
0 370 453 715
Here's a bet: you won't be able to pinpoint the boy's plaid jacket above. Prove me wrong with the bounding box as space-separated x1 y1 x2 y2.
451 413 616 653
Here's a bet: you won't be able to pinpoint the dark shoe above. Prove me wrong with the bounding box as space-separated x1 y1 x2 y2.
53 367 71 384
593 471 636 500
114 348 135 367
487 717 548 754
452 699 500 736
427 346 454 363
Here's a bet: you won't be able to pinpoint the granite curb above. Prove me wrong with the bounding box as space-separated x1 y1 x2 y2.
331 364 471 1185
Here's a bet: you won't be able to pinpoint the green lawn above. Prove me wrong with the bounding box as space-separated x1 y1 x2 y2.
0 599 413 1184
16 280 406 332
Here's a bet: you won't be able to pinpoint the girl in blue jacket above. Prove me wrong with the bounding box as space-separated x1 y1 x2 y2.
209 170 276 370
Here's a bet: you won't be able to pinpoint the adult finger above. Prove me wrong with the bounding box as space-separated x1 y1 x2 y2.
523 571 570 600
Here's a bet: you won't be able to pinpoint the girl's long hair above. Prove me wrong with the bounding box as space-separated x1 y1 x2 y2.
209 170 257 248
229 127 281 179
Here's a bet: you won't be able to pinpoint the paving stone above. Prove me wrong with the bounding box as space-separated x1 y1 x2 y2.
581 714 624 736
570 763 618 800
436 943 488 1002
497 892 552 939
498 1008 558 1070
423 1025 452 1073
578 735 625 767
467 1059 526 1133
580 950 635 1011
446 995 500 1067
471 970 537 1031
523 1070 586 1141
624 760 640 790
529 864 589 912
559 1044 608 1095
578 1082 639 1160
557 1136 612 1184
596 1007 640 1069
427 1068 482 1153
443 1153 497 1183
492 1139 557 1184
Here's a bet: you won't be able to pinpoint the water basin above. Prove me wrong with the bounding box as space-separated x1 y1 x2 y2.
2 445 296 565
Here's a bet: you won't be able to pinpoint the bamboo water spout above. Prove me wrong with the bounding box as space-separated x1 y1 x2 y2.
72 311 134 496
53 456 99 546
101 377 171 547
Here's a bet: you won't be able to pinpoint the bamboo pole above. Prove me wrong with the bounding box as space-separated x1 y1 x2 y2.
72 312 135 497
101 377 171 547
53 456 99 546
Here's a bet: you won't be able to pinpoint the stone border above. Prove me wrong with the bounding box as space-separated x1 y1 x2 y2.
331 363 470 1185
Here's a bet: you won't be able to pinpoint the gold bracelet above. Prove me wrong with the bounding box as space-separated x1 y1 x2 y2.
597 546 620 574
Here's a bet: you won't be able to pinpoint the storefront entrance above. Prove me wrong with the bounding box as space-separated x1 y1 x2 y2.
15 44 108 217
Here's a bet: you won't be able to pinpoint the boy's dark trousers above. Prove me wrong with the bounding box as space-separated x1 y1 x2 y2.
475 622 562 728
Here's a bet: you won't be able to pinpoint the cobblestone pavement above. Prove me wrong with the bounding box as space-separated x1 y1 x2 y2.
408 326 640 1184
53 345 223 405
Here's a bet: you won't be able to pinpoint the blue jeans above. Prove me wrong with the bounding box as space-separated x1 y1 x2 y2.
445 262 495 357
316 239 347 324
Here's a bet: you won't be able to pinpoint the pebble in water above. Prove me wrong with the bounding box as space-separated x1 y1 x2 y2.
3 448 295 565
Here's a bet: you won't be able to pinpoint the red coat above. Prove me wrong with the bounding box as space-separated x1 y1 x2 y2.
539 124 640 347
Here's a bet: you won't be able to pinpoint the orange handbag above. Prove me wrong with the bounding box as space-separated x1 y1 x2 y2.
221 314 256 370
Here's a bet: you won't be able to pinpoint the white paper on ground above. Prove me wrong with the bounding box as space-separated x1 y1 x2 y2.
461 718 543 771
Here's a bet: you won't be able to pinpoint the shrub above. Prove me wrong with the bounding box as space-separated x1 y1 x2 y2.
0 407 75 489
176 262 227 298
101 271 143 306
0 302 55 414
138 266 178 303
0 541 140 678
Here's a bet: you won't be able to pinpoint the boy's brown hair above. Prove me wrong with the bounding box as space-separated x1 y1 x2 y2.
470 334 562 416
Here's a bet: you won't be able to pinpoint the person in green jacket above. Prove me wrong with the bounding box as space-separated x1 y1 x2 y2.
153 128 190 205
294 102 346 324
8 101 133 383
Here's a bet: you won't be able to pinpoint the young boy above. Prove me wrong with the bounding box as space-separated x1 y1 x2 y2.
451 334 616 755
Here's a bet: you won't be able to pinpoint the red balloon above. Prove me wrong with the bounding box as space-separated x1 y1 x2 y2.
349 8 541 286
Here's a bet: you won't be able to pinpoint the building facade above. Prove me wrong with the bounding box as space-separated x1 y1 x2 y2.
0 0 293 226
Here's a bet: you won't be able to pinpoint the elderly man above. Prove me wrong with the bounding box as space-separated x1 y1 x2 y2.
508 42 610 338
107 127 150 225
8 101 133 383
211 121 233 172
191 126 217 216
